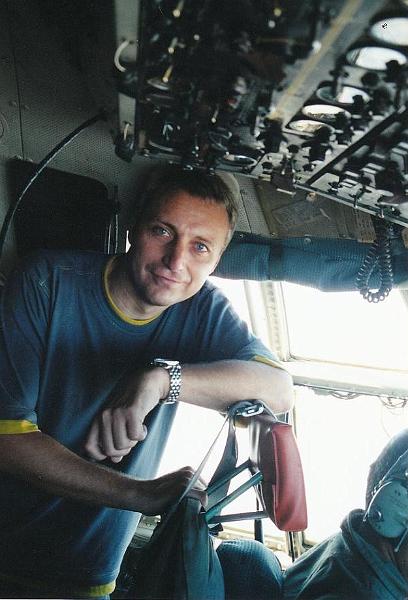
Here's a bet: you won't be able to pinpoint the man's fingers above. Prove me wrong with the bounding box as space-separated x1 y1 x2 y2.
112 411 139 450
99 410 128 454
85 407 148 463
138 466 210 515
169 466 208 503
181 467 208 506
110 454 124 464
126 412 148 442
177 466 207 490
100 409 142 463
84 420 107 461
100 410 117 458
187 486 208 508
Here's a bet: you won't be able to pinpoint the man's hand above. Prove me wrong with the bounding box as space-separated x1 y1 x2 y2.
135 466 208 515
85 367 169 463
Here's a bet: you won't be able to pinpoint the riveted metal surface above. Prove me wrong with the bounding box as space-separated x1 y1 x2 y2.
0 1 151 265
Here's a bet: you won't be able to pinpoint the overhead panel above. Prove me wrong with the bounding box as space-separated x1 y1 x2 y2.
108 0 408 232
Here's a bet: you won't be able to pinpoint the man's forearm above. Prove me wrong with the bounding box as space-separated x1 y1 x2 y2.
0 431 204 515
178 360 294 414
0 432 139 506
83 360 294 462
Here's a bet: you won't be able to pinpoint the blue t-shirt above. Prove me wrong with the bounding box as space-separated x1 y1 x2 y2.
0 250 278 593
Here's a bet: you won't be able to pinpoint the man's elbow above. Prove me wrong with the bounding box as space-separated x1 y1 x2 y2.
263 367 295 414
280 369 295 412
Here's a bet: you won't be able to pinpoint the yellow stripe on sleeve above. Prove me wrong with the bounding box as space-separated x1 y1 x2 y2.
81 581 116 597
0 420 39 434
0 573 115 598
252 354 286 370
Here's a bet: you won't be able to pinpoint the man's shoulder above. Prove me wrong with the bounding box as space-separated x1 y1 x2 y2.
197 278 217 295
193 279 227 301
180 279 230 313
17 249 109 277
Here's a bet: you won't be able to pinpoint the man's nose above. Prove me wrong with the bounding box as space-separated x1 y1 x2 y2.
163 240 187 272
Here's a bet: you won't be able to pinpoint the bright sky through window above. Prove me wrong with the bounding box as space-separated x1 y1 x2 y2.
282 283 408 370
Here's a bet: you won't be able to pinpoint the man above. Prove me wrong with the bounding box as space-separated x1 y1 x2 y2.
0 165 293 598
283 429 408 599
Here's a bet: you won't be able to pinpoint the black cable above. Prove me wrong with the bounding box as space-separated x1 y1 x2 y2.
355 219 394 303
105 185 121 255
254 497 264 543
288 531 296 562
0 112 106 262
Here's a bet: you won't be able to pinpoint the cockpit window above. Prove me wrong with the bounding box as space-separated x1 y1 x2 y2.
295 387 407 543
282 283 408 371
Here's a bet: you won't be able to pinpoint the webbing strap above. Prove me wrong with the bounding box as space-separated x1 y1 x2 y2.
161 401 265 526
159 413 230 527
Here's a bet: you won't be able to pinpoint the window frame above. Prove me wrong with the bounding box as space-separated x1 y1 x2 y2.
255 280 408 400
238 279 408 553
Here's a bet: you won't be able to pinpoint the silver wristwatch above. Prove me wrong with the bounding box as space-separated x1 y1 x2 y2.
151 358 181 404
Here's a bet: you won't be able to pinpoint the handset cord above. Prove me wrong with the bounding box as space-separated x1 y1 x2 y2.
355 218 395 303
0 111 106 262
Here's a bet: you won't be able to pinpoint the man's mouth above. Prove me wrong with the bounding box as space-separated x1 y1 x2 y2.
151 272 184 285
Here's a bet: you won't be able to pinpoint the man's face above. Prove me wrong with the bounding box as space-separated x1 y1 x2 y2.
127 191 231 314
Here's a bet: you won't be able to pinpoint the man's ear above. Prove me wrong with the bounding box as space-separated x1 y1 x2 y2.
210 234 232 274
127 224 138 247
209 249 224 275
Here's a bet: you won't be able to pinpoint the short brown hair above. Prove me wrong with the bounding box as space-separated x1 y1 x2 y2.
135 164 239 242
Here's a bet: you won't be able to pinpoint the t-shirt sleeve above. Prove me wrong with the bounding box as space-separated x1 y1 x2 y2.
0 254 49 433
194 283 283 369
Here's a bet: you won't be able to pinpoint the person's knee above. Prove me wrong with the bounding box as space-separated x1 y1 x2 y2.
217 539 283 600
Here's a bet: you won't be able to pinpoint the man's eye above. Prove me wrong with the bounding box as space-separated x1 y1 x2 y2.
152 226 170 237
195 242 209 253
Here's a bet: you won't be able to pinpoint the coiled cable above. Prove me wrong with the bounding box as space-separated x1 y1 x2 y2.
355 219 395 302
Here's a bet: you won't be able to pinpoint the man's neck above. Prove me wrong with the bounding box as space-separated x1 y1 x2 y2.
107 255 163 321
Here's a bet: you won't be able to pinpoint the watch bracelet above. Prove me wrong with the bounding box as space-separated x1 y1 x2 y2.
162 363 181 404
